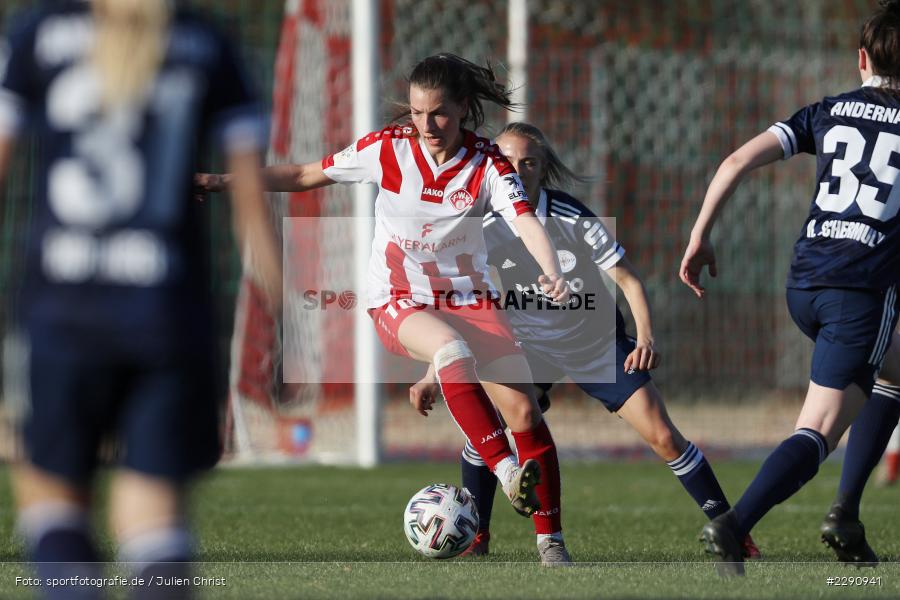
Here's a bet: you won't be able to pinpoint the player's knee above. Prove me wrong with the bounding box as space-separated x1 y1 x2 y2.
508 401 541 430
649 427 680 460
433 339 473 371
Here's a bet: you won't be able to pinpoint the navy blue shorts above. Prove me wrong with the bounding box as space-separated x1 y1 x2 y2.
20 328 220 485
786 286 899 396
523 334 651 412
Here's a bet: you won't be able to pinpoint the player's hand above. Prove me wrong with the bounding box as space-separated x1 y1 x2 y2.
409 378 441 417
624 338 660 372
538 273 570 304
194 173 230 200
679 236 717 299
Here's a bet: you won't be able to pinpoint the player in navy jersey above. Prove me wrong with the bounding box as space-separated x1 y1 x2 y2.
409 122 759 559
0 1 280 598
681 0 900 575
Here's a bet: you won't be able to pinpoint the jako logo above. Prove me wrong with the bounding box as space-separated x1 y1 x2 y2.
421 223 434 238
422 187 444 198
303 290 357 310
481 428 503 444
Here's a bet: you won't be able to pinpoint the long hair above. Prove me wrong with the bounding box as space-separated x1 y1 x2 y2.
400 53 517 131
91 0 171 110
861 0 900 88
497 122 591 191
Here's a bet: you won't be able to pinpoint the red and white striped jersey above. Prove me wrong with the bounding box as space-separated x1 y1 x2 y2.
322 126 534 308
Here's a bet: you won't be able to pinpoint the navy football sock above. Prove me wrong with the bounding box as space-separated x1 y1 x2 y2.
734 428 828 536
461 440 497 532
18 502 101 600
836 383 900 519
666 442 730 519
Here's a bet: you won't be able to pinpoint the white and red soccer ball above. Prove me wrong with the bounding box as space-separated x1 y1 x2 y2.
403 483 479 559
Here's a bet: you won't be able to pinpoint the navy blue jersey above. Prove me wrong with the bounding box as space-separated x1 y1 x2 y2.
0 2 263 354
482 189 625 352
770 80 900 291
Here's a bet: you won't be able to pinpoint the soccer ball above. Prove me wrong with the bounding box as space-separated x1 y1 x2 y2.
403 483 479 559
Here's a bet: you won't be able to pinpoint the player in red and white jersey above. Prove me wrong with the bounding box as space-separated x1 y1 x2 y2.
322 125 532 308
198 53 573 565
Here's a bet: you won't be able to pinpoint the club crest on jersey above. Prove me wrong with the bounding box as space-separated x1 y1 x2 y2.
448 189 475 211
557 249 577 273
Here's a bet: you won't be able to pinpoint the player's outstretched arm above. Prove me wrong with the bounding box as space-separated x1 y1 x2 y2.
607 256 659 371
227 149 283 312
680 131 783 299
195 160 335 195
514 213 569 303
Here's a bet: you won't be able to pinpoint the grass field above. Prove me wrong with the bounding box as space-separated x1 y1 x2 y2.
0 460 897 599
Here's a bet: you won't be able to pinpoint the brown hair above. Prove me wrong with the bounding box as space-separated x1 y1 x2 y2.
497 122 590 190
91 0 170 110
861 0 900 87
400 53 516 131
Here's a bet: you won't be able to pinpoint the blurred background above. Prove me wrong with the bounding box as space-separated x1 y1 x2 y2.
0 1 881 464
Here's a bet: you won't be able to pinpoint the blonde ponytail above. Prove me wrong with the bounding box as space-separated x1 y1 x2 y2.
91 0 170 110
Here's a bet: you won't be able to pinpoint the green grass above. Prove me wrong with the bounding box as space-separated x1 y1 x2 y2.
0 461 898 598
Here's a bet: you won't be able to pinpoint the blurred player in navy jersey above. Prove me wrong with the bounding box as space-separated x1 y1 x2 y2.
0 1 280 598
681 0 900 575
197 54 573 566
408 122 759 560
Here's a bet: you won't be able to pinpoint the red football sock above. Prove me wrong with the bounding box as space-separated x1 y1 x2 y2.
512 419 562 534
437 356 512 471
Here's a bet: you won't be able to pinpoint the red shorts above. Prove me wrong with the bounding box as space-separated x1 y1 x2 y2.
368 297 523 366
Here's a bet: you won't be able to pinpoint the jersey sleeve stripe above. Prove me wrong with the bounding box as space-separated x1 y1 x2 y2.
0 89 25 137
548 199 582 217
595 245 625 270
768 123 797 159
514 200 534 216
464 154 489 201
549 210 577 223
489 149 517 176
380 138 403 193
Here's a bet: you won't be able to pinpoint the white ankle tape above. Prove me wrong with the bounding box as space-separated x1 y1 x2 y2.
433 340 474 373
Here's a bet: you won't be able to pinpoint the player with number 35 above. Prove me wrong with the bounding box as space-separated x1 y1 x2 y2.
681 0 900 575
